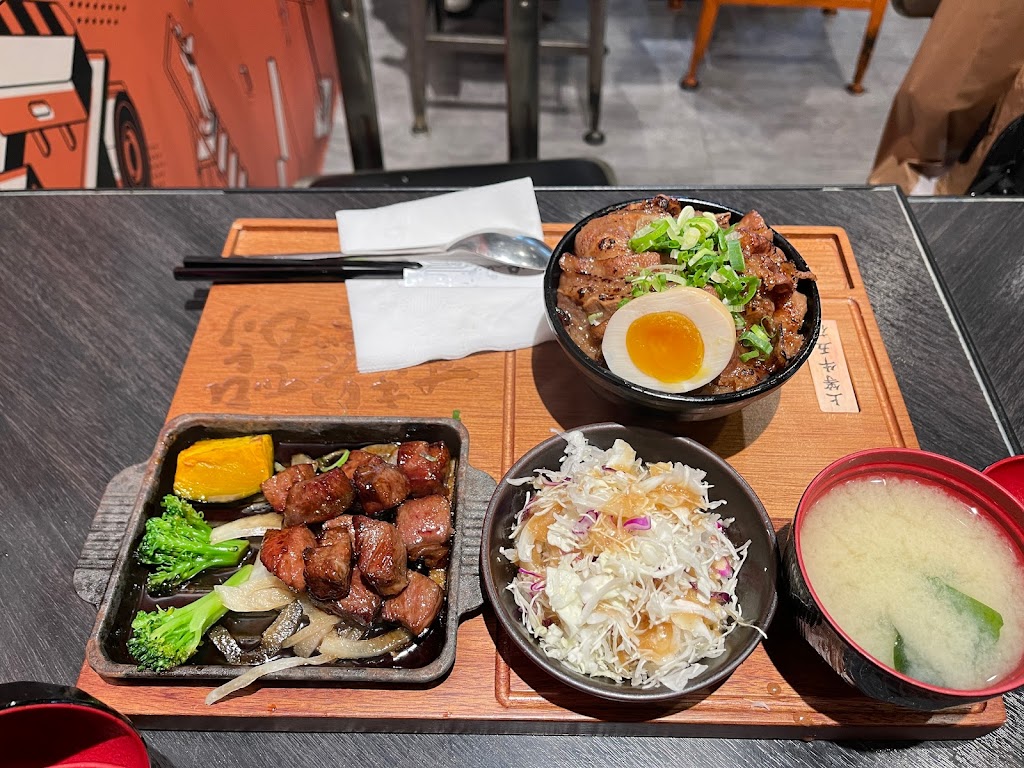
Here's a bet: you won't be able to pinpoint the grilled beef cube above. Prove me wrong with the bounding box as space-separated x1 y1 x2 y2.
303 527 353 602
351 456 410 515
395 495 452 568
260 526 316 592
396 441 451 498
352 515 408 596
382 571 444 635
340 449 377 480
261 464 316 512
283 467 356 527
322 514 356 549
321 566 382 626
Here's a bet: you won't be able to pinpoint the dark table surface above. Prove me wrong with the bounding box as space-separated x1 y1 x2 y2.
0 186 1019 767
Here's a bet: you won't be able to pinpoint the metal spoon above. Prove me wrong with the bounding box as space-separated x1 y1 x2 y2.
205 232 553 272
442 232 552 271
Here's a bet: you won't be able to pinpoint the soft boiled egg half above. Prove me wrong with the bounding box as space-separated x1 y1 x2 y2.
602 286 736 393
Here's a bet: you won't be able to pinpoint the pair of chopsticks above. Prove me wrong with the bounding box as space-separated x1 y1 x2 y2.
173 256 421 283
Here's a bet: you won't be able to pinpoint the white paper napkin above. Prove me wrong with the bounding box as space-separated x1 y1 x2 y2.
346 264 553 373
336 177 544 255
338 181 553 373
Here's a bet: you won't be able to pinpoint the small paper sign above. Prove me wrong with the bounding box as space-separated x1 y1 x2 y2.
809 320 859 413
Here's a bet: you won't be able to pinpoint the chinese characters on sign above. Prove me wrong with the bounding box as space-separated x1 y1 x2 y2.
809 319 860 413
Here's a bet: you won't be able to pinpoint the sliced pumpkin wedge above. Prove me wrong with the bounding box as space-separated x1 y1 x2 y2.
173 434 275 503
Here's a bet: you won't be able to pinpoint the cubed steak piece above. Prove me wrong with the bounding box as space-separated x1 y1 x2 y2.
396 441 451 498
395 495 452 568
303 526 353 602
261 463 316 512
322 514 356 549
260 525 316 592
382 571 444 635
353 516 409 596
321 566 382 626
339 449 377 480
283 467 356 527
351 456 410 515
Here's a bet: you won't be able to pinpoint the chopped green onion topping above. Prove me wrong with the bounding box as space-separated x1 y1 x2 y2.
322 449 351 471
624 212 775 361
739 323 773 360
587 312 605 326
727 239 745 272
452 409 461 421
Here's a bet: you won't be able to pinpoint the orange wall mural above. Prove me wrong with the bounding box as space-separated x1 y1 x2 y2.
0 0 338 189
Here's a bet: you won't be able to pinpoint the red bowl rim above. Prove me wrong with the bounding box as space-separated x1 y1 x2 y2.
0 701 149 767
793 447 1024 699
983 455 1024 505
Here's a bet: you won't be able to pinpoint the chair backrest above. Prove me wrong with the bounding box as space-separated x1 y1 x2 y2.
302 158 615 188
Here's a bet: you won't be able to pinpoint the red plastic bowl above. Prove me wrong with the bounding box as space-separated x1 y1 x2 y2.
783 448 1024 710
984 454 1024 507
0 682 149 768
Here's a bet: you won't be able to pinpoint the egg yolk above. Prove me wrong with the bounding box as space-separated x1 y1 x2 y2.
625 311 703 383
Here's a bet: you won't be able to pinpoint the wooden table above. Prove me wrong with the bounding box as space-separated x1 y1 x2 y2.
0 186 1017 767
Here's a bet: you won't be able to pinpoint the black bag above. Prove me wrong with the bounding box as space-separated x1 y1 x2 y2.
891 0 940 18
967 113 1024 195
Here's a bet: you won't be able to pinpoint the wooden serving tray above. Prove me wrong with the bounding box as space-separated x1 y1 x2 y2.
76 219 1005 738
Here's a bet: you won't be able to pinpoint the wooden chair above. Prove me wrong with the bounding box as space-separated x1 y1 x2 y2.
676 0 889 94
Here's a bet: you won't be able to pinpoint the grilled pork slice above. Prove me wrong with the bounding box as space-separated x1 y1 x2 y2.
261 464 316 512
555 271 633 351
395 495 452 568
396 441 451 498
321 566 382 626
353 515 409 596
303 525 353 602
351 456 410 515
260 526 316 592
573 195 681 260
381 571 444 635
282 467 356 527
559 250 661 279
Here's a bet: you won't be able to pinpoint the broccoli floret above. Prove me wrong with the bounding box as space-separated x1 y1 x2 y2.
136 495 249 594
128 565 252 671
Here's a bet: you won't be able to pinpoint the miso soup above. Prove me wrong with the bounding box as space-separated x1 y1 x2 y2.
800 476 1024 691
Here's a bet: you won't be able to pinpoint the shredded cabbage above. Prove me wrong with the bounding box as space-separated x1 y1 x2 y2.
503 432 754 691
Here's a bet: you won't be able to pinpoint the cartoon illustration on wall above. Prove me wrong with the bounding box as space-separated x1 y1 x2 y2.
0 0 337 190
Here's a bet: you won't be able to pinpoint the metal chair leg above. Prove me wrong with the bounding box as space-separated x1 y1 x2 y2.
584 0 606 145
506 0 540 161
410 0 429 133
327 0 384 170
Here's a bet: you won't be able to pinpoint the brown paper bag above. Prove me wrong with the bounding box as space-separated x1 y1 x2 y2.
868 0 1024 193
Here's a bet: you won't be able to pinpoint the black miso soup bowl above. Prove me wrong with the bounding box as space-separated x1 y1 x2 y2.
481 423 778 703
544 198 821 421
784 448 1024 710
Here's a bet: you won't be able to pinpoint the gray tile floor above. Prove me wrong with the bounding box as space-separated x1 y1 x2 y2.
323 0 929 185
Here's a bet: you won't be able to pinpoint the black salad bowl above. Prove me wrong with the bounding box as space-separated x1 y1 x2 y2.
481 423 779 703
544 197 821 421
